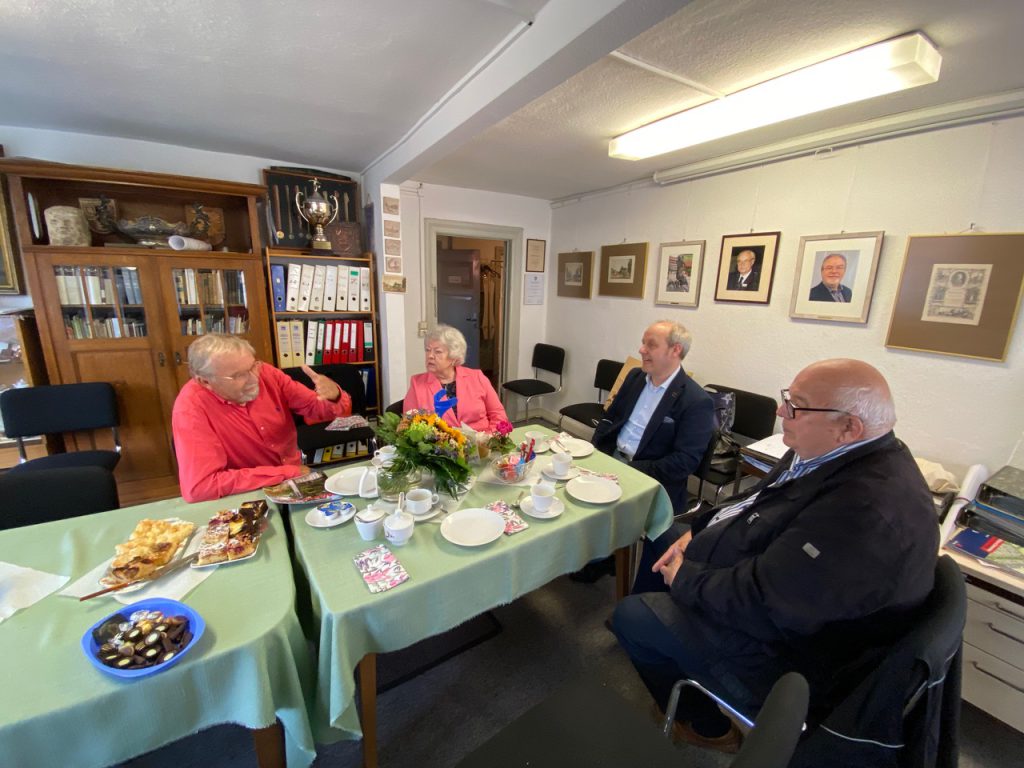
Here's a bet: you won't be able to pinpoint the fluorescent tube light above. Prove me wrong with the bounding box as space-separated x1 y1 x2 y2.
609 32 941 161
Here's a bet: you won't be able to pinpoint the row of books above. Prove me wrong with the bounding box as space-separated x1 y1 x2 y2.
180 315 249 336
173 269 247 307
271 263 372 313
63 315 147 340
309 438 372 466
54 266 133 306
275 319 375 367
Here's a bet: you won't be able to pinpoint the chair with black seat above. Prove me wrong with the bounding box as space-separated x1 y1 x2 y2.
280 363 375 464
501 343 565 423
385 400 404 416
701 384 777 504
0 466 120 529
455 671 809 768
557 358 622 430
0 382 121 474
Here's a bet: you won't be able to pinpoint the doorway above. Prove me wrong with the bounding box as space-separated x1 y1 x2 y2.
436 236 505 388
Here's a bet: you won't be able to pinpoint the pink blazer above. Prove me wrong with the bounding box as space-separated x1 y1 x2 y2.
403 366 508 431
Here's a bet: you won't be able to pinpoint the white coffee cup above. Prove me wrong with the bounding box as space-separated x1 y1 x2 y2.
372 446 398 466
525 430 548 448
530 482 556 512
354 506 386 540
551 451 571 477
406 488 440 515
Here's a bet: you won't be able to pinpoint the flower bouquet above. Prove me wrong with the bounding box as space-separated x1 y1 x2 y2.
373 410 471 497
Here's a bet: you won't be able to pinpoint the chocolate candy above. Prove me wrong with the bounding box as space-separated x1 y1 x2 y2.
95 610 193 671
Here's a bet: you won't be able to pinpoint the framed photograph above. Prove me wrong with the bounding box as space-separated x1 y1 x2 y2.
714 231 781 304
886 233 1024 361
557 251 593 298
382 196 400 216
0 164 21 294
382 274 407 293
655 240 704 307
526 238 546 272
789 231 884 323
599 242 648 298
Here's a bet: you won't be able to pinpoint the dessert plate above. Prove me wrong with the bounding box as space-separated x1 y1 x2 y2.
550 436 594 458
566 476 622 504
325 466 378 497
440 508 505 547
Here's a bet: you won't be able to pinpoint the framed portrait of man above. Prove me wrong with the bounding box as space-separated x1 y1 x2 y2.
714 232 780 304
655 240 704 307
789 231 884 323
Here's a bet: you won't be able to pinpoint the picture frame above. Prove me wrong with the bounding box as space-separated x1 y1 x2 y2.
599 242 648 299
556 251 593 298
0 148 22 294
526 238 546 272
714 231 780 304
789 231 884 323
885 233 1024 361
655 240 704 307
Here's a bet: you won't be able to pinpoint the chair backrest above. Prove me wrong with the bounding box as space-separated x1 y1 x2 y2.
732 672 809 768
385 400 404 416
705 384 776 439
281 363 367 415
531 344 565 377
594 359 623 394
0 382 119 438
0 466 120 529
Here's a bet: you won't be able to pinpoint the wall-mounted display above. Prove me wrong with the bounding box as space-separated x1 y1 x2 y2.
599 242 648 299
526 238 546 272
886 233 1024 361
789 231 884 323
262 167 358 251
556 251 593 298
655 240 704 307
715 231 780 304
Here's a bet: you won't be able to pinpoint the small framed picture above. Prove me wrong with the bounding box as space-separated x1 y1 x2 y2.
526 238 546 272
557 251 593 298
599 242 648 299
655 240 704 307
789 232 884 323
715 232 781 304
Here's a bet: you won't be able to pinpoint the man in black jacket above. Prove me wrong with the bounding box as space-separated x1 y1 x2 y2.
612 359 938 754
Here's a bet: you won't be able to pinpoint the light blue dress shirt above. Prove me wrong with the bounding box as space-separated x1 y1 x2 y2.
616 366 681 458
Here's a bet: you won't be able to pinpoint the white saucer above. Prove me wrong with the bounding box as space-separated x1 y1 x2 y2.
566 475 622 504
540 458 580 481
407 504 444 522
551 436 595 458
325 466 378 497
520 496 565 519
305 502 356 529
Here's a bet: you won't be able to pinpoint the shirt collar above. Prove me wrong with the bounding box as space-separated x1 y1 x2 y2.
791 431 886 471
646 365 681 391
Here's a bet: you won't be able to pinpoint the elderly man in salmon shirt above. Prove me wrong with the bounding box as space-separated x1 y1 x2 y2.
172 334 352 502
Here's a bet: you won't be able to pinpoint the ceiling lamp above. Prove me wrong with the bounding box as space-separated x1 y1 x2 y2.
609 32 941 161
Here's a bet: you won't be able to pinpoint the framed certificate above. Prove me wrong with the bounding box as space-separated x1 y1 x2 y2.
526 238 546 272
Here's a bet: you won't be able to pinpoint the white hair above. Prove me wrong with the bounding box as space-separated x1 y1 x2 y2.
424 324 467 366
188 334 255 378
829 384 896 435
655 320 693 359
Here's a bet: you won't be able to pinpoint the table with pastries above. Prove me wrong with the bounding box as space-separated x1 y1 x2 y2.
285 426 673 768
0 492 319 768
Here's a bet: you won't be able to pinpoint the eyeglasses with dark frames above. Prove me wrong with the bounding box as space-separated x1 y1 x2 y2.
780 388 849 420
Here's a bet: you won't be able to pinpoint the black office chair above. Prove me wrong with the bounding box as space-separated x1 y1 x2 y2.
678 429 720 521
455 671 809 768
558 358 623 430
281 363 374 464
385 400 404 416
501 343 565 423
702 384 777 503
0 466 120 529
0 382 121 474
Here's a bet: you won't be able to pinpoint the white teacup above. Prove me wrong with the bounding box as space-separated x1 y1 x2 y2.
525 430 548 449
354 506 386 540
406 488 440 515
551 451 572 477
383 509 415 546
530 482 556 512
372 445 398 467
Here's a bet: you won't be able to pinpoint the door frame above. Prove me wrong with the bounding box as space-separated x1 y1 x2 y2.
423 218 523 383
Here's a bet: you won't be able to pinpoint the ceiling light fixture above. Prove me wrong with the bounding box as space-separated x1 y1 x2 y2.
609 32 941 161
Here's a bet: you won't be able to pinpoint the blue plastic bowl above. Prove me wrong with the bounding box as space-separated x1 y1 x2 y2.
81 597 205 679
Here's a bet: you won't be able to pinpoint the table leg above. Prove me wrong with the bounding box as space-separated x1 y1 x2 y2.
614 546 630 601
359 653 378 768
251 720 285 768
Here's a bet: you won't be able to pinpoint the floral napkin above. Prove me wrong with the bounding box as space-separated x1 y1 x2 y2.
487 500 529 535
354 544 410 593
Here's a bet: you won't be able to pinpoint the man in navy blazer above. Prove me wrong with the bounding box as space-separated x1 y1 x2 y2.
726 249 760 290
592 320 714 515
808 253 853 302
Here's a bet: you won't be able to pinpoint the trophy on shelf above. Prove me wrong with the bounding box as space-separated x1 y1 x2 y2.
295 178 340 251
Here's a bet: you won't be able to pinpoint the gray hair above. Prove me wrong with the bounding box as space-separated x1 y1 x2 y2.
425 324 467 366
829 385 896 435
822 253 847 267
188 334 256 378
655 319 692 359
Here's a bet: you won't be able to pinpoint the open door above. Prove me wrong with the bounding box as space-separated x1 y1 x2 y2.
436 247 481 369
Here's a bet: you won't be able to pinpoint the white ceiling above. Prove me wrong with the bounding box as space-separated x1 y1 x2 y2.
2 0 1024 201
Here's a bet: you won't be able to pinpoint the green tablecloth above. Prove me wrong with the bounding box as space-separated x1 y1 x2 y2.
0 492 318 768
289 427 673 743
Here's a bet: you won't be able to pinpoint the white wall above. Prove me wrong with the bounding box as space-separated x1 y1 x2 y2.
548 117 1024 477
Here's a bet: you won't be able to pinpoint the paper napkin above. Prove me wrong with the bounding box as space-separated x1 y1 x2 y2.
487 500 529 535
354 544 410 593
0 561 70 624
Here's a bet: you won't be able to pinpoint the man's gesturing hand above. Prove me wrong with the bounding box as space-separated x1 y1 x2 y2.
301 364 341 401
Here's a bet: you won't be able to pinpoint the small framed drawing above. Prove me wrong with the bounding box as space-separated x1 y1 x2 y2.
526 239 546 272
789 231 884 323
599 242 648 299
655 240 704 307
714 231 780 304
886 233 1024 361
557 251 593 298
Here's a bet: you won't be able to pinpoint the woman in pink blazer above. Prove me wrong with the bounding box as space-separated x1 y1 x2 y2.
403 325 508 431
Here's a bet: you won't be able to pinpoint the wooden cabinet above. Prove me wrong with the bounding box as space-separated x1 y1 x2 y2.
0 159 272 504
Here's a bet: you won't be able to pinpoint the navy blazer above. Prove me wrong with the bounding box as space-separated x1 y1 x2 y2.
593 367 714 513
808 281 852 302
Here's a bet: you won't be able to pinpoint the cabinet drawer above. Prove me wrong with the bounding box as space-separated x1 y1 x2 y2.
965 596 1024 671
966 581 1024 619
962 642 1024 732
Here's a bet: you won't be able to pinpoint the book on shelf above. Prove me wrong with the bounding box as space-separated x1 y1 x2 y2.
337 268 350 310
315 320 326 365
297 264 315 312
363 321 374 360
54 266 70 304
333 321 344 364
347 268 360 311
309 265 327 312
275 320 293 368
285 263 301 311
125 268 142 304
66 267 84 304
359 267 371 311
270 264 286 311
304 320 318 366
289 319 305 362
84 266 103 304
323 265 339 312
340 321 350 363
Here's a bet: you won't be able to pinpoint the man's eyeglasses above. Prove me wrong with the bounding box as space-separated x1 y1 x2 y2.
780 388 848 420
217 360 262 382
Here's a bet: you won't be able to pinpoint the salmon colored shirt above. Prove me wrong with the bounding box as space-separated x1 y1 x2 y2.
403 366 507 431
172 364 351 502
